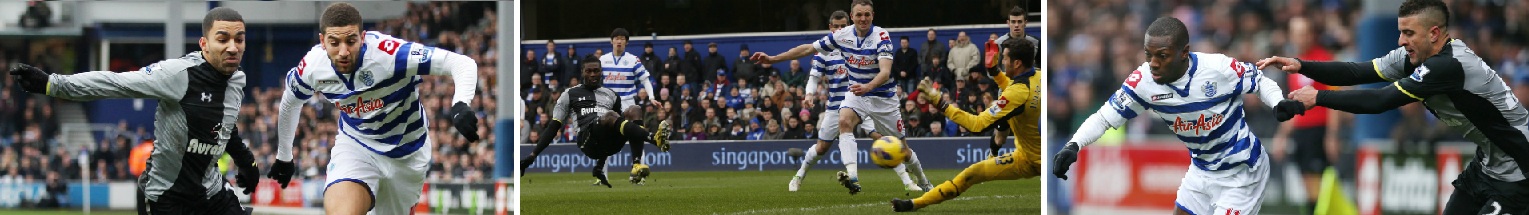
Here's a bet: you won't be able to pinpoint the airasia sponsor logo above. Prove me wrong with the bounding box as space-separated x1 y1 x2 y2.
1171 113 1225 135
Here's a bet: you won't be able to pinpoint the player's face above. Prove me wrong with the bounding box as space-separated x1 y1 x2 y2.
1144 35 1188 83
1397 16 1438 65
582 63 603 87
851 5 873 33
829 18 848 32
1008 15 1026 37
611 36 628 54
1001 48 1025 76
321 25 364 74
200 20 246 75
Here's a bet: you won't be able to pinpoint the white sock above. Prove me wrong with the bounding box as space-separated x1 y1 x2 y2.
894 163 914 185
795 143 824 178
838 133 858 179
904 150 930 185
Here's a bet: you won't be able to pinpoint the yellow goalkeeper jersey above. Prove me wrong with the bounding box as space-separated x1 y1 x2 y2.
942 68 1042 160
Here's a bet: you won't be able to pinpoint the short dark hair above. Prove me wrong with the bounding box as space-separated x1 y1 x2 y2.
644 42 653 48
1009 5 1025 17
899 36 908 41
684 40 693 45
321 2 362 29
202 7 243 35
547 39 556 45
830 10 848 21
582 56 600 68
611 28 630 39
1003 37 1035 68
1145 17 1190 50
1399 0 1449 28
851 0 874 7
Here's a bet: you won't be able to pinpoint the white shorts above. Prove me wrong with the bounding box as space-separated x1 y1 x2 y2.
325 136 433 214
1175 158 1269 215
619 97 639 112
839 93 905 138
817 108 876 141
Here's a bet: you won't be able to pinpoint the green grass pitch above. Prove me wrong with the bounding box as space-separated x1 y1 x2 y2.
522 169 1040 214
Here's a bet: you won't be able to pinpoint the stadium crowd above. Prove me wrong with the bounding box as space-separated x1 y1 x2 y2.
1046 0 1529 143
0 1 502 187
521 29 1021 143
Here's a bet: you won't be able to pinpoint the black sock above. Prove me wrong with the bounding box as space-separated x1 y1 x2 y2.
621 120 648 163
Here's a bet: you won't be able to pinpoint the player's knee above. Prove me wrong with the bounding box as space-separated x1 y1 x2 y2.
324 181 373 215
624 107 642 119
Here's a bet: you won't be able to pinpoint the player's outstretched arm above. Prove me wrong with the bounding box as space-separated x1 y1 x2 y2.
752 44 818 64
1257 49 1407 86
268 68 311 188
937 82 1032 132
10 63 185 101
523 90 574 175
1303 85 1416 114
1053 103 1134 180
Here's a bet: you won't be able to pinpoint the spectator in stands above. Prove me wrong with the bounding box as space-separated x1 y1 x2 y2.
763 119 783 140
542 40 564 84
782 59 806 87
895 36 921 90
641 42 664 77
783 116 804 140
928 55 954 90
948 31 980 83
704 42 727 82
683 40 703 81
922 29 946 76
733 44 759 86
563 45 581 86
522 49 539 87
686 121 707 141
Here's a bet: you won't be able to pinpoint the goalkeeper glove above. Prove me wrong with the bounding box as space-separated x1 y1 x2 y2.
8 63 49 94
915 79 944 108
266 159 296 188
1051 142 1080 180
451 101 481 142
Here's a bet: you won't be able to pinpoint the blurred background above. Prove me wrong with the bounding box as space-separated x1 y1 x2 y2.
1046 0 1527 214
0 1 511 214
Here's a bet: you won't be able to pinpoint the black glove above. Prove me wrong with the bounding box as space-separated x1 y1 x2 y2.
520 156 536 177
1052 142 1080 180
451 101 481 142
235 162 259 194
9 63 49 94
1274 100 1307 122
266 159 296 188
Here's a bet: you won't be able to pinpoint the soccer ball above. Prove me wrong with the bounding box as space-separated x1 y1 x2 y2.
870 136 908 168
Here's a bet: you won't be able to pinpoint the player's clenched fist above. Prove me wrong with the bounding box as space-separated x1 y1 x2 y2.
266 159 296 188
1051 142 1080 180
8 63 50 94
451 101 481 142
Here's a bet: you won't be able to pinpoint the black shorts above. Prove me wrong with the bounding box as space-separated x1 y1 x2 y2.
1289 127 1331 174
1443 161 1529 215
576 122 629 159
147 188 248 215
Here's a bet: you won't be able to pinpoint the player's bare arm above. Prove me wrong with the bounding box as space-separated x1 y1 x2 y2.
753 44 817 64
